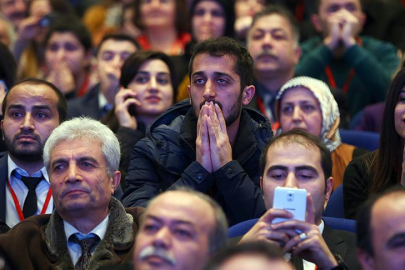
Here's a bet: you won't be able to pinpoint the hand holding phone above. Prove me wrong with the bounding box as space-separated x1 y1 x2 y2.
272 187 307 224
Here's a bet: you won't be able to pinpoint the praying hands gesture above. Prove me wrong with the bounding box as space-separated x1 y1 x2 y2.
324 9 362 51
196 101 233 173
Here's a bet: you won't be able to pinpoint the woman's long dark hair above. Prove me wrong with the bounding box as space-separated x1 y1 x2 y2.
369 68 405 195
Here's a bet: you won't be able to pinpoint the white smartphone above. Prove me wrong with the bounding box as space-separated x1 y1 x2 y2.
272 187 307 224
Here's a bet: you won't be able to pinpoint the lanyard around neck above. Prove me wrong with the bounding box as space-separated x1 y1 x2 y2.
6 179 52 221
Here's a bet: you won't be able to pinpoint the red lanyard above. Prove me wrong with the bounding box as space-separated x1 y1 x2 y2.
325 37 362 94
77 72 90 97
6 179 52 221
325 67 355 94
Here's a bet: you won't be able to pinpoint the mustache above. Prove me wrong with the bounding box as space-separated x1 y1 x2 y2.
14 132 40 141
60 185 91 197
139 246 176 265
256 50 278 60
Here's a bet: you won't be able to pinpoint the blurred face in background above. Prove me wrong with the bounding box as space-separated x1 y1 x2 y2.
45 32 89 78
234 0 265 18
0 0 28 28
140 0 176 30
192 0 226 42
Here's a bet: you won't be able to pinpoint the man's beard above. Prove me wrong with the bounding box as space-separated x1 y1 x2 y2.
4 133 44 163
192 92 243 127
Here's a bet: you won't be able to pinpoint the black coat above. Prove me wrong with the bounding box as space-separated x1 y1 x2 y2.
121 100 273 225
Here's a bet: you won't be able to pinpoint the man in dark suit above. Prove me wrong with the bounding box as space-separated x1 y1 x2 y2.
67 33 138 120
0 78 66 228
240 129 360 269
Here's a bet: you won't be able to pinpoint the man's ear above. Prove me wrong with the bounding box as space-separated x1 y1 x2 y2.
187 84 191 101
324 177 333 209
294 45 302 64
242 85 255 105
110 171 121 194
357 249 375 270
311 14 323 33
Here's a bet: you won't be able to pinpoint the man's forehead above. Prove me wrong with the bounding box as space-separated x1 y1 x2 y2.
7 84 58 105
266 141 321 166
192 53 238 75
147 192 215 223
251 14 292 32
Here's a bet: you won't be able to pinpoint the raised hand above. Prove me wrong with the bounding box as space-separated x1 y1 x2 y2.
206 102 233 172
46 60 75 95
240 208 294 247
196 102 213 173
114 88 142 129
271 194 338 269
339 9 362 49
324 15 341 51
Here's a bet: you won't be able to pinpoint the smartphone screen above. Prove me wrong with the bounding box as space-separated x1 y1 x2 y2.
272 187 307 224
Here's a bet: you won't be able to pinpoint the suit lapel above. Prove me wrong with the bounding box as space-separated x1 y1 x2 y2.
322 223 347 257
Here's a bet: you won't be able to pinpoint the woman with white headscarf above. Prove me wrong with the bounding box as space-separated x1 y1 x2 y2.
275 76 366 189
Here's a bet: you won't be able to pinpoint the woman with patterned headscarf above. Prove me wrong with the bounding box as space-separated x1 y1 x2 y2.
275 76 366 189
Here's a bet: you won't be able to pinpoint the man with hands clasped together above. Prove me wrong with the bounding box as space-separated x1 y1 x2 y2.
295 0 399 117
240 129 360 270
121 37 273 225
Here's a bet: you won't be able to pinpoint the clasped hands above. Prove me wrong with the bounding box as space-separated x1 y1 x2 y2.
240 193 338 270
196 101 233 173
324 9 362 51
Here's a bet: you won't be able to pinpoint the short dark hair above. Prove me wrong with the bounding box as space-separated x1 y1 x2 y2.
43 16 93 52
356 185 405 257
120 50 177 101
2 78 67 123
96 33 140 57
259 129 332 179
189 37 254 89
250 4 300 43
204 241 286 270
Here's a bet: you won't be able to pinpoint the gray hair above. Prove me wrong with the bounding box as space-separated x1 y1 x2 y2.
43 117 120 177
147 188 229 254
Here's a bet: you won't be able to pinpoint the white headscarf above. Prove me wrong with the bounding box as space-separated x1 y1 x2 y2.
276 76 342 152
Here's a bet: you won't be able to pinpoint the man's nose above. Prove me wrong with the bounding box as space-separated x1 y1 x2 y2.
20 113 34 130
111 54 122 68
202 80 216 99
284 173 298 188
66 163 82 183
152 227 171 249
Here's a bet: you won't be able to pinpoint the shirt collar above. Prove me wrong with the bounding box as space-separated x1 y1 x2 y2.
7 156 49 183
98 91 112 111
64 214 109 242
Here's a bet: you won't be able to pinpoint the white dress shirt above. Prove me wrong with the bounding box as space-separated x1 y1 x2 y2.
64 215 109 265
6 157 53 228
